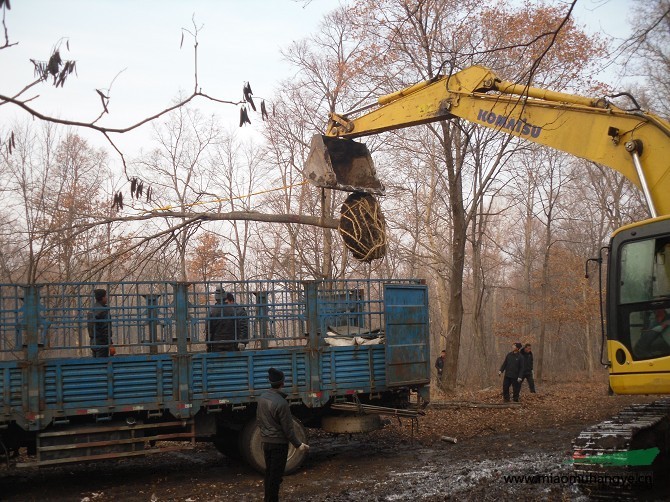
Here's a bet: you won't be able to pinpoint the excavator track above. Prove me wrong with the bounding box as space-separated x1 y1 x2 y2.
572 399 670 499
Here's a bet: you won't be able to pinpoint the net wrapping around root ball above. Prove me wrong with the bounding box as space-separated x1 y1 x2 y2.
338 192 387 262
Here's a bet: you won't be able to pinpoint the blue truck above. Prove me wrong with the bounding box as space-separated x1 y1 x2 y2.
0 279 430 473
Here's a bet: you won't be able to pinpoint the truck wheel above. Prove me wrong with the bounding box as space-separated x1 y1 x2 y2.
240 418 307 474
213 427 242 459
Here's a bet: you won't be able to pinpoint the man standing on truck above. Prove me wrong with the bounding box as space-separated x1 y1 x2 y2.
498 342 525 402
223 292 249 350
257 367 309 502
207 289 248 351
87 288 113 357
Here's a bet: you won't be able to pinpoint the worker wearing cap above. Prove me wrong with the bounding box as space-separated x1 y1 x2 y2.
498 342 525 402
206 288 247 352
87 288 114 357
256 367 309 502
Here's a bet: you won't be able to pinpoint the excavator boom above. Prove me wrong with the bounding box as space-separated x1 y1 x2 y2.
306 65 670 216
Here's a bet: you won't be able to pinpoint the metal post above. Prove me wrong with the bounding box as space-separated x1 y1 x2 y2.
303 281 322 407
172 283 191 417
254 291 269 350
22 285 43 430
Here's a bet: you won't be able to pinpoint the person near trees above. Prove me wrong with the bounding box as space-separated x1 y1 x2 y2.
207 288 249 352
87 288 114 357
435 349 447 378
520 343 536 393
498 342 525 402
256 367 309 502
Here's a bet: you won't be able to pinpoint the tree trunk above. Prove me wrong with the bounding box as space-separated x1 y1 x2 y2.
536 242 551 381
321 188 333 280
471 209 489 387
442 122 465 392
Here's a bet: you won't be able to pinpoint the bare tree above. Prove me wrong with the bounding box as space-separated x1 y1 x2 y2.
335 0 605 392
622 0 670 118
187 232 228 283
0 121 112 282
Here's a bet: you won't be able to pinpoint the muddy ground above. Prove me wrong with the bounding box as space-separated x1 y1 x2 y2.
1 381 667 501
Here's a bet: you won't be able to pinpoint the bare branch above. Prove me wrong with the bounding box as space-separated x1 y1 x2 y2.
0 0 17 50
74 210 339 233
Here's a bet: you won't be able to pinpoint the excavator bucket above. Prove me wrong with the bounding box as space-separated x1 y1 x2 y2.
304 135 385 194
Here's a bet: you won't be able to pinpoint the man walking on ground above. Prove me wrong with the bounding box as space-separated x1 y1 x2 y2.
498 342 525 402
256 367 309 502
520 343 536 393
435 349 446 378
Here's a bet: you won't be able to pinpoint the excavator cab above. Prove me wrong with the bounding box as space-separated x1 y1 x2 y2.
304 135 384 195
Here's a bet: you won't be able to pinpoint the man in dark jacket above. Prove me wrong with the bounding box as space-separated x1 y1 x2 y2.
207 289 249 352
87 288 113 358
435 349 446 378
498 342 525 402
257 368 309 502
520 343 536 393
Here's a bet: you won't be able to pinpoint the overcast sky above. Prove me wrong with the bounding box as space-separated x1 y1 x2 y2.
1 0 634 158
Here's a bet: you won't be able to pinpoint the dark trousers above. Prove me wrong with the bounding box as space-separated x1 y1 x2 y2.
522 373 536 393
91 346 109 358
263 442 289 502
502 376 521 402
208 341 237 352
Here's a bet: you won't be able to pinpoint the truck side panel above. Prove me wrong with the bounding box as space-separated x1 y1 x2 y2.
320 345 385 392
384 284 430 386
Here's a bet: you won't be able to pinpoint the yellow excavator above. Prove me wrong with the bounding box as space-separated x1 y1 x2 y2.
305 65 670 493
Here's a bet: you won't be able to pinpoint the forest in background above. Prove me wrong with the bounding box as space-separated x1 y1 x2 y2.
1 0 668 391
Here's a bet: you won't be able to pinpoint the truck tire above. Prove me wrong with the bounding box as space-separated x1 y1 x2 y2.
240 418 307 474
321 413 383 433
213 427 242 459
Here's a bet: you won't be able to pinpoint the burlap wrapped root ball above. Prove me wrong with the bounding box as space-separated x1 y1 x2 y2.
338 192 387 262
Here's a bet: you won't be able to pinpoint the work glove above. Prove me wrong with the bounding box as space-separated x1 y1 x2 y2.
298 443 310 452
498 371 502 376
517 378 522 383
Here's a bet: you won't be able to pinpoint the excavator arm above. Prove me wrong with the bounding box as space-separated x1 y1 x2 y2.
306 65 670 216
